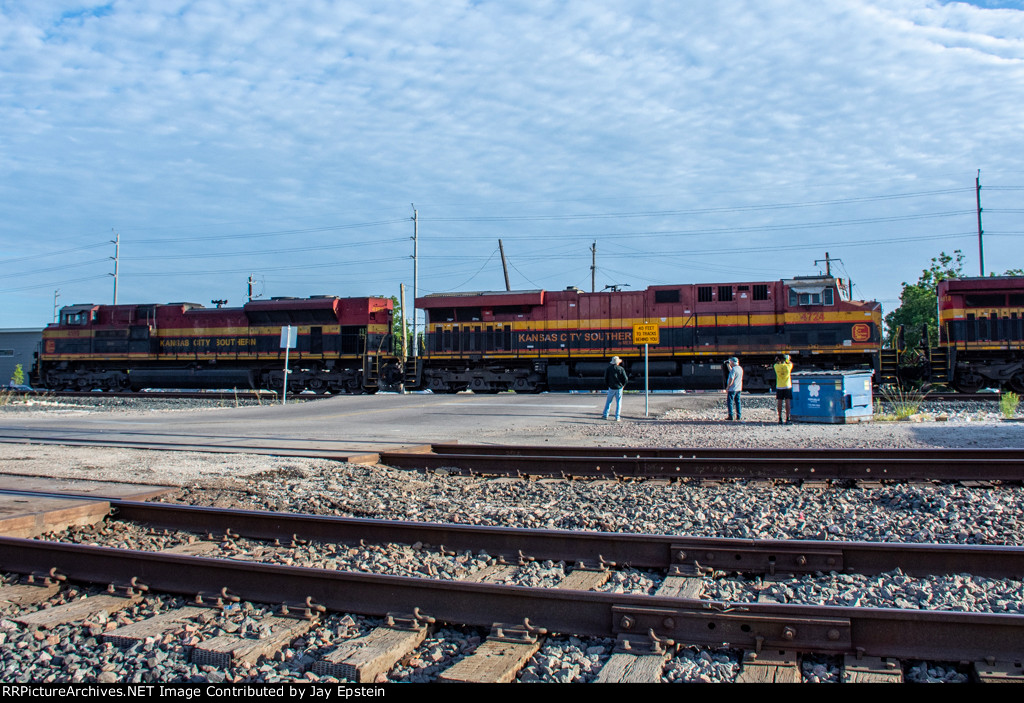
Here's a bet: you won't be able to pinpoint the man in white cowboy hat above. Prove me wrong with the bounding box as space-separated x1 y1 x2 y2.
602 356 628 421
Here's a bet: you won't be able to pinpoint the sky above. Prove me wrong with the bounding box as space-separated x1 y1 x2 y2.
2 0 1023 329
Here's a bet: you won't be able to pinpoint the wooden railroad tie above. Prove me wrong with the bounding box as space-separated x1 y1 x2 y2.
0 581 60 607
314 612 433 683
13 592 141 630
973 658 1024 683
736 650 800 684
191 612 318 668
104 606 207 648
594 633 674 684
842 654 903 683
437 622 545 684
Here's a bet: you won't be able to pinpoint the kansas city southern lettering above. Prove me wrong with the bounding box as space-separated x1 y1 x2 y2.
517 330 632 344
160 337 257 350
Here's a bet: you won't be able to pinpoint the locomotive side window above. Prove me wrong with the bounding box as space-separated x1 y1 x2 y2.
697 287 713 302
965 293 1006 307
62 311 93 325
787 288 834 306
655 289 680 304
752 285 768 301
718 286 733 302
456 307 482 322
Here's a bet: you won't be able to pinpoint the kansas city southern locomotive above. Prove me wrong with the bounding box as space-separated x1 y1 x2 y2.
34 273 1024 394
35 296 393 393
408 275 882 393
929 276 1024 393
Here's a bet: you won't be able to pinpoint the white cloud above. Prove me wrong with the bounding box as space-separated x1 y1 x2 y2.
0 0 1021 324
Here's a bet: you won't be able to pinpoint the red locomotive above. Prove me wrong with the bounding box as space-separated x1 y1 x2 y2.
931 276 1024 393
35 296 394 393
411 275 882 393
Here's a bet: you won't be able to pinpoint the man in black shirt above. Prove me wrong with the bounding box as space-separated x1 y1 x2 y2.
602 356 629 421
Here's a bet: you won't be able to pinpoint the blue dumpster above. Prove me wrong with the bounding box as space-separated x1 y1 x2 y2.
790 370 873 424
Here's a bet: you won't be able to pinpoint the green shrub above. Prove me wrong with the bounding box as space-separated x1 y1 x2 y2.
1000 392 1020 419
878 384 928 420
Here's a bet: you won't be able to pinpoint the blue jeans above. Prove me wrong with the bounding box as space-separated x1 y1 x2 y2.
727 391 741 420
603 388 623 419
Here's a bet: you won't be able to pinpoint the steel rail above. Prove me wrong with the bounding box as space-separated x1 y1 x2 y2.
429 443 1024 460
0 536 1020 661
10 390 280 401
9 494 1016 579
378 449 1024 481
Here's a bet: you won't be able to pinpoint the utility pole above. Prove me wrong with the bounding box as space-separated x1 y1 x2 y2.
53 290 60 323
498 239 511 291
976 170 985 276
591 242 597 293
248 276 254 302
411 205 419 358
110 229 120 305
815 252 838 276
400 283 408 361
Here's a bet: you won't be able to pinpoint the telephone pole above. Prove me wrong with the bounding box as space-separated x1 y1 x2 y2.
591 241 597 293
498 239 511 291
976 170 985 276
815 252 839 276
110 229 120 305
411 205 419 358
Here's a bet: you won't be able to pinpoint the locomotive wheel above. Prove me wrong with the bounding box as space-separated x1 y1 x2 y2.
344 378 362 394
1009 374 1024 395
308 378 327 395
952 372 983 394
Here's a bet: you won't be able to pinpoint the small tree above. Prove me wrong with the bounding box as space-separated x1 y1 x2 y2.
389 295 417 358
10 364 24 387
884 250 965 351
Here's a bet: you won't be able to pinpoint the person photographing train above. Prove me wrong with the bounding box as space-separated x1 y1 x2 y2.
774 353 793 424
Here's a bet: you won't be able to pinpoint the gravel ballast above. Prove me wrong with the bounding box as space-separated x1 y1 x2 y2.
0 393 1019 683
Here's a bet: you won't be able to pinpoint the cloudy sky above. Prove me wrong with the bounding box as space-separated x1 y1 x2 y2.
2 0 1022 329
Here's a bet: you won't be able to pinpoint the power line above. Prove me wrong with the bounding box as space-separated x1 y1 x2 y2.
422 189 974 223
122 237 408 261
128 218 410 245
0 242 109 266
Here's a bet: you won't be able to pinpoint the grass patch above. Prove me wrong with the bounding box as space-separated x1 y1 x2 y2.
876 384 928 421
1000 392 1020 419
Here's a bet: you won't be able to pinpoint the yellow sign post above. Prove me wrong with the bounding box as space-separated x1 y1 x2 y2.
633 323 660 417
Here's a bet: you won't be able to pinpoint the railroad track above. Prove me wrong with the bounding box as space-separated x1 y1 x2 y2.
1 493 1023 682
380 444 1024 481
3 389 1001 402
1 428 1022 482
7 491 1024 578
7 389 282 401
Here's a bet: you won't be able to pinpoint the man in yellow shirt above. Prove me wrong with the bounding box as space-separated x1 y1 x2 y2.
774 354 793 424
